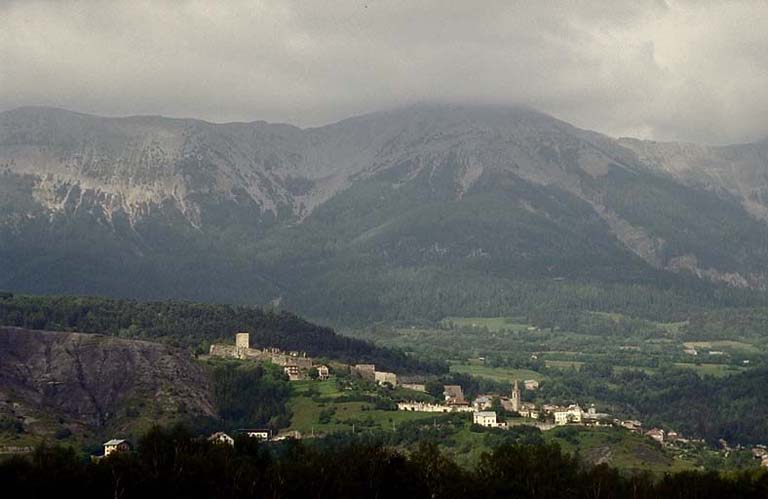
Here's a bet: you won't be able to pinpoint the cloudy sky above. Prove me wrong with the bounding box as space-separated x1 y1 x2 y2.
1 0 766 144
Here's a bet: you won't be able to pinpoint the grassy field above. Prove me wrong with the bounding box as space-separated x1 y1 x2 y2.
449 361 544 383
683 340 760 354
287 379 437 435
442 316 534 333
672 363 747 377
544 360 585 370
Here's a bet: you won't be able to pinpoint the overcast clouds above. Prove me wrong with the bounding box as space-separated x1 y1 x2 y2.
1 0 767 144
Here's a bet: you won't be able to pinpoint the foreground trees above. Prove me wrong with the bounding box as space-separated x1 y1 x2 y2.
3 426 768 499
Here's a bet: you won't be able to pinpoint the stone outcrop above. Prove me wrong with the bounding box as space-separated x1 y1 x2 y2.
0 327 215 437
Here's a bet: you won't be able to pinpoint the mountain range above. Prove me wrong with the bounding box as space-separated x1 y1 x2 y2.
2 104 767 323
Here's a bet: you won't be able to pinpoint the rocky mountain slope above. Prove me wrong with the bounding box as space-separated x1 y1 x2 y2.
0 326 215 440
619 137 768 221
1 104 767 321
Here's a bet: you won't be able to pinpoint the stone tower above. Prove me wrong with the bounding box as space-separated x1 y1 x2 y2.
511 380 521 412
235 332 250 350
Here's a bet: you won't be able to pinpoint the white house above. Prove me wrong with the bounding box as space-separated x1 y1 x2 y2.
241 429 271 440
103 439 130 456
646 428 665 444
473 411 498 428
554 404 584 425
208 432 235 446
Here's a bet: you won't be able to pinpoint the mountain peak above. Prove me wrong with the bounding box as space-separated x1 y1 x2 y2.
2 102 768 318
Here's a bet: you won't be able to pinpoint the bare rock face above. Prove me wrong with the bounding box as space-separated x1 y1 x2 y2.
619 137 768 222
0 327 215 437
0 104 636 227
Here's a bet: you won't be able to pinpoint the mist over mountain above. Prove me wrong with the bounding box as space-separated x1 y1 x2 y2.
2 104 767 322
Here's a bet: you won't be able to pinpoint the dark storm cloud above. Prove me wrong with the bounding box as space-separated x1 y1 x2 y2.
1 0 766 144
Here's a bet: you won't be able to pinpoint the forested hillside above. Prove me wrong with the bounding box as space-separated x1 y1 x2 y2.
0 293 445 374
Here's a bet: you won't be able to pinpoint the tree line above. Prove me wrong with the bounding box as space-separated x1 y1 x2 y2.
3 425 768 499
538 364 768 446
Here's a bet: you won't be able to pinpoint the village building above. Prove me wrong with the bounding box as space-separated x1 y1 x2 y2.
524 379 539 391
583 404 611 424
619 420 643 433
284 365 303 381
353 364 376 381
239 429 271 440
103 439 130 457
443 385 468 407
473 411 499 428
517 402 539 419
542 403 558 413
666 431 680 442
646 428 665 444
316 365 330 380
208 432 235 446
374 371 398 386
398 401 451 413
500 397 513 412
398 395 476 413
473 395 493 411
272 430 302 441
554 404 584 425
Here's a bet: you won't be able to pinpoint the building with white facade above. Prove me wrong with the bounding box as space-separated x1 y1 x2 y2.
554 404 584 425
473 411 498 428
208 432 235 446
103 439 130 456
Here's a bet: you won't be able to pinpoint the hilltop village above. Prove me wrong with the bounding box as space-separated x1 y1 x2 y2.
201 332 710 452
69 332 768 467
